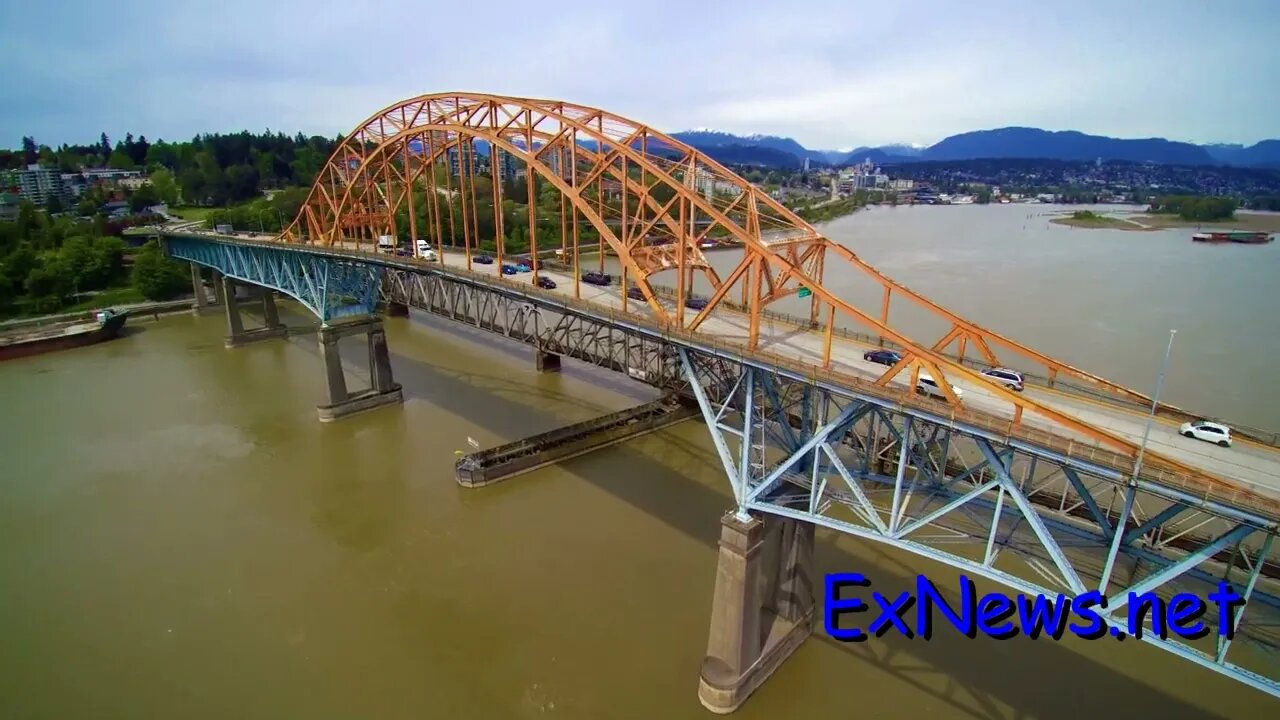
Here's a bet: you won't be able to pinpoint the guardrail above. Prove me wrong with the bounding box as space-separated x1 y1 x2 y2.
629 283 1280 449
167 231 1280 522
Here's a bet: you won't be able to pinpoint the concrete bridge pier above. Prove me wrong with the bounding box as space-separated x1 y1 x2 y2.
535 350 562 373
384 300 410 317
190 264 224 315
222 277 288 348
316 316 403 422
698 511 815 714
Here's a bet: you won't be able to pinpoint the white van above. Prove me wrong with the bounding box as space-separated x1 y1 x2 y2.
916 373 964 402
416 239 437 261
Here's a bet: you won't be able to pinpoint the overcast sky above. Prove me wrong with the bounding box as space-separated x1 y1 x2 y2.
2 0 1276 151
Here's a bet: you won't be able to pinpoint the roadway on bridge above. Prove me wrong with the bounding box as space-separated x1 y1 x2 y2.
431 250 1280 498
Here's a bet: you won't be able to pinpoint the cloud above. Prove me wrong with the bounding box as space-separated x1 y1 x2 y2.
0 0 1276 149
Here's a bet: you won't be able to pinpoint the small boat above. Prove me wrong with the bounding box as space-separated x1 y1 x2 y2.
0 308 129 361
1192 231 1274 244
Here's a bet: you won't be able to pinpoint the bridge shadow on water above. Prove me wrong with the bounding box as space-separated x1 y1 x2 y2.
271 306 1232 720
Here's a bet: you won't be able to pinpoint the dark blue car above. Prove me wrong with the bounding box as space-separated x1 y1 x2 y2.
473 254 494 265
863 349 902 366
501 264 518 275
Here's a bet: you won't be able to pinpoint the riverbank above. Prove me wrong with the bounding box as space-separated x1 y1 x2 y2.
1050 212 1150 230
1051 210 1280 233
0 296 197 332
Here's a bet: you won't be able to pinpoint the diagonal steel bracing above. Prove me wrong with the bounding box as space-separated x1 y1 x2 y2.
163 233 1280 699
671 347 1280 697
166 235 382 322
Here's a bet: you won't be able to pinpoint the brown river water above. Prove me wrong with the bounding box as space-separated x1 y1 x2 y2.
1 204 1276 718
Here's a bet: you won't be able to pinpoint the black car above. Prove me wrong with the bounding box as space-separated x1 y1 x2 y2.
863 349 902 366
536 276 557 290
626 286 646 300
582 271 611 286
473 254 494 264
685 296 709 310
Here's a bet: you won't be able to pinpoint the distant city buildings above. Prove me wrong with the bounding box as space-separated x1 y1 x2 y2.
837 157 888 194
0 164 154 213
5 164 67 206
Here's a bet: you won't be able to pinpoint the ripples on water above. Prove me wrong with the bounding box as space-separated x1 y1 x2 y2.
1 206 1277 718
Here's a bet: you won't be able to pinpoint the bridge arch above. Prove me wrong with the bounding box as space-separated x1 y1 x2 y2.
275 92 1236 479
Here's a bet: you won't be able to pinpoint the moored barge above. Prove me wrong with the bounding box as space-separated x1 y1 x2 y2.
1192 231 1274 244
0 308 129 361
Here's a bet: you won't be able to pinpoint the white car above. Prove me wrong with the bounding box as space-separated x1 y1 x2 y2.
980 367 1025 392
916 373 964 402
1179 420 1232 448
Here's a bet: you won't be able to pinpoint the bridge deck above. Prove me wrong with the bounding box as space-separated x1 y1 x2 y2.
171 230 1280 513
429 250 1280 503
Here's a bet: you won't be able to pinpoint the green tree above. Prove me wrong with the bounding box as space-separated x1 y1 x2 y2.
1 245 39 292
130 183 160 212
107 149 136 170
131 241 188 300
25 257 75 304
149 168 180 205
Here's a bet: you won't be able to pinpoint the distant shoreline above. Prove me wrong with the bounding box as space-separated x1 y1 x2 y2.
1050 211 1280 233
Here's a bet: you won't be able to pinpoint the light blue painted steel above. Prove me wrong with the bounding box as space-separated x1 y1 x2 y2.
887 416 913 535
1099 484 1138 594
746 401 873 503
1122 503 1188 546
748 499 1280 700
165 234 382 323
1106 523 1256 612
978 438 1088 595
737 367 755 509
677 348 742 507
1218 533 1275 663
1063 466 1113 534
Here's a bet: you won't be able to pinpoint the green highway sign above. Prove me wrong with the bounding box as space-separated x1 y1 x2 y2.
798 287 812 298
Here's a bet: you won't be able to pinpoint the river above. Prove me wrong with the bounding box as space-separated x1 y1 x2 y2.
1 204 1275 718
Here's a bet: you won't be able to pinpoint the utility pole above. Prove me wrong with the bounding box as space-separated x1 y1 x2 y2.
1133 329 1177 482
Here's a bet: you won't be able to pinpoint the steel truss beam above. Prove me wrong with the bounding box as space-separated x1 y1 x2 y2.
164 233 1280 699
271 91 1258 464
166 235 381 323
675 350 1280 699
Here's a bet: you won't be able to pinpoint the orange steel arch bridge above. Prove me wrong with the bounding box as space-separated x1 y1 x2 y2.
161 92 1280 709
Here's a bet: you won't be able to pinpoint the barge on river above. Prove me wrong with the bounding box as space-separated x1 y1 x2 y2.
0 308 129 361
1192 231 1274 244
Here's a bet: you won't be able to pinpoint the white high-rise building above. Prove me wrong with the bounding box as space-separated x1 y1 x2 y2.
14 164 66 206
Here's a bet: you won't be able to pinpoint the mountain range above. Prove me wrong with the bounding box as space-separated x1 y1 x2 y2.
663 127 1280 169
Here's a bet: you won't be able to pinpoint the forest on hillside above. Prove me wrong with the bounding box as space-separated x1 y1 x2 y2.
3 131 341 207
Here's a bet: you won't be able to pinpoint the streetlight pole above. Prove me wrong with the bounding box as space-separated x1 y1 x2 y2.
1133 329 1176 481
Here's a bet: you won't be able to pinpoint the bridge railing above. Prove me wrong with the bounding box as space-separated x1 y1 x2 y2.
423 263 1280 521
174 233 1280 521
631 283 1280 449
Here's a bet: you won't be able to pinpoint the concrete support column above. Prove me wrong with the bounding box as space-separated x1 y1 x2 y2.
319 328 348 405
223 277 244 337
211 270 226 306
698 511 815 714
261 290 281 328
368 324 396 393
224 281 288 348
770 518 816 623
384 300 409 317
315 316 404 422
190 264 211 313
535 350 561 373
